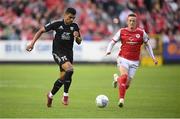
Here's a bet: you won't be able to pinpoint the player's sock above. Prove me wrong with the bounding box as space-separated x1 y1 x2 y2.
63 92 69 96
64 70 73 93
51 78 64 95
118 74 128 99
47 92 53 107
48 92 53 98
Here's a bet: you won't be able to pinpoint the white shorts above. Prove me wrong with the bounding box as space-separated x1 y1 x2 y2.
117 57 139 79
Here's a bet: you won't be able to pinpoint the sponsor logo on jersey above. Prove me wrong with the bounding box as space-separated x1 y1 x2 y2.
61 32 71 40
126 41 139 45
127 37 139 45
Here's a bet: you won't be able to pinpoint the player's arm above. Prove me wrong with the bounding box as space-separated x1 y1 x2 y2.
106 40 116 55
26 20 58 52
144 41 158 65
106 29 120 55
26 27 46 52
143 31 158 65
74 31 82 45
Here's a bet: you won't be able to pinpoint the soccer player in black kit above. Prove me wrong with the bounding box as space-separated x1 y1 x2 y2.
26 8 82 107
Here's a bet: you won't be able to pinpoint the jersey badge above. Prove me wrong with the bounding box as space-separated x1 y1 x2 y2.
70 27 74 31
136 34 140 38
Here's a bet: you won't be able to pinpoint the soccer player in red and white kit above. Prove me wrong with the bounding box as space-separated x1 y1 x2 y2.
106 13 158 107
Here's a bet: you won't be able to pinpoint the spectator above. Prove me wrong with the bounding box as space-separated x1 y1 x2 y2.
0 0 179 41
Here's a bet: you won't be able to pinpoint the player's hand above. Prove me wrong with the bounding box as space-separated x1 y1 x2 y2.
153 58 158 65
76 37 82 44
74 31 82 44
26 44 34 52
73 31 79 38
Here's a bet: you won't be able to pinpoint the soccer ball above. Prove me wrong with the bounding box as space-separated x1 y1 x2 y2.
95 95 109 108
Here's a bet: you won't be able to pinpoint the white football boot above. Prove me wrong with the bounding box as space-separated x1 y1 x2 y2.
112 73 118 88
118 98 124 107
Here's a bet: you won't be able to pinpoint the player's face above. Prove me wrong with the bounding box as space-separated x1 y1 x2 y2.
127 16 137 30
64 13 75 25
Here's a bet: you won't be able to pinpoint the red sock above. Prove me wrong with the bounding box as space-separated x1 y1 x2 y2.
118 74 128 99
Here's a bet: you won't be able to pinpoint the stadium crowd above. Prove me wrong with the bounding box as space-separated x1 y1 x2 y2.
0 0 180 42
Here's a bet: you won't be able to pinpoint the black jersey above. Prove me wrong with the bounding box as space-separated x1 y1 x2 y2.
44 20 80 55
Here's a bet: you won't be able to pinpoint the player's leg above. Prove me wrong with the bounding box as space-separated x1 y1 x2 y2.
47 71 65 107
61 61 73 105
113 57 124 88
46 53 66 107
113 57 129 88
117 62 139 107
113 74 130 89
112 73 118 88
126 63 139 89
117 65 128 107
50 71 65 96
116 57 129 107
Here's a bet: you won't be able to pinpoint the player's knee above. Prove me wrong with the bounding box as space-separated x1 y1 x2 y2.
63 66 73 73
120 73 128 77
62 62 73 70
124 73 128 77
121 74 128 79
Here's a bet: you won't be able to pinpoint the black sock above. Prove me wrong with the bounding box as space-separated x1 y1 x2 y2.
64 70 73 93
51 78 64 95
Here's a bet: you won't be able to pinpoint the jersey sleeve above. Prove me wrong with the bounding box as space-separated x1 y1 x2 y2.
143 30 149 43
44 21 59 32
74 23 81 36
112 29 121 42
74 23 80 31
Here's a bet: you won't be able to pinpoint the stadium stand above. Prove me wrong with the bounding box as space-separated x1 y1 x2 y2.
0 0 179 42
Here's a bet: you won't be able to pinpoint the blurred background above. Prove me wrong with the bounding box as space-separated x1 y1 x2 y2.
0 1 180 117
0 0 180 65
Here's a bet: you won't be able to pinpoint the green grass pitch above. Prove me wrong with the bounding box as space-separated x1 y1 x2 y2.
0 64 180 118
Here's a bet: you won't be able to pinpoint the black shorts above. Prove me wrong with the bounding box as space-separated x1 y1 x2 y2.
52 52 73 72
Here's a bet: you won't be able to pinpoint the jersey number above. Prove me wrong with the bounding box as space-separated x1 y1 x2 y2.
60 56 68 62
